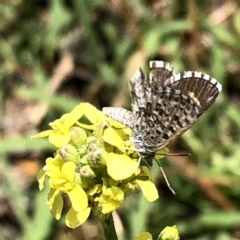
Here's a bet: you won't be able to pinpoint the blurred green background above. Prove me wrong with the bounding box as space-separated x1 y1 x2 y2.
1 0 240 239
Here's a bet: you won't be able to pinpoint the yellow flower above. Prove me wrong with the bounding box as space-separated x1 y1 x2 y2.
38 153 90 228
98 186 124 214
158 226 179 240
32 104 85 147
37 154 64 191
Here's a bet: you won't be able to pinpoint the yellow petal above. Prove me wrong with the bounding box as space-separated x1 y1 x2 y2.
106 117 132 134
46 154 64 168
106 153 137 181
158 226 179 240
103 127 125 151
49 114 71 131
80 103 105 124
136 180 159 202
68 185 88 212
49 132 71 148
88 184 102 196
45 156 63 180
37 168 46 190
108 118 126 129
121 127 132 136
65 207 91 229
61 161 76 183
134 231 153 240
47 189 63 220
76 122 95 130
68 104 85 125
31 130 53 138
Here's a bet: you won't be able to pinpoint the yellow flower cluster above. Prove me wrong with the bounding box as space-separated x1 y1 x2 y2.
33 103 160 228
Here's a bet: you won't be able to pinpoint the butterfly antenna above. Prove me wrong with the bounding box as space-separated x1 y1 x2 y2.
154 159 176 195
155 152 191 157
160 167 176 195
167 152 191 156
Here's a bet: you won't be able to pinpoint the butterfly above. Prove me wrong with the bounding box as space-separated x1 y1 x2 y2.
103 60 222 165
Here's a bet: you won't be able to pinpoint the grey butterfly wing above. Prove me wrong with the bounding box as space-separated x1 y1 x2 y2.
129 61 174 113
149 60 174 88
129 62 199 153
128 61 173 128
142 61 221 148
167 71 222 117
130 86 201 152
102 107 135 129
129 69 147 110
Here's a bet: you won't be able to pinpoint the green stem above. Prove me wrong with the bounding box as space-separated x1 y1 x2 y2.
100 213 118 240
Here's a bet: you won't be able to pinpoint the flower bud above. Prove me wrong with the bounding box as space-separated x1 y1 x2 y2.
86 136 98 149
78 144 88 156
70 127 87 148
74 171 82 185
79 165 96 188
80 154 89 165
79 165 96 179
59 144 81 164
88 148 105 167
157 226 179 240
